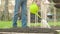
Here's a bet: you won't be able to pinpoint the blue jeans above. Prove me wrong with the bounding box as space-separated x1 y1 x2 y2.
13 0 27 28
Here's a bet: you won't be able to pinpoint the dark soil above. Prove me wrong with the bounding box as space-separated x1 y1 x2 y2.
0 26 59 34
0 27 57 33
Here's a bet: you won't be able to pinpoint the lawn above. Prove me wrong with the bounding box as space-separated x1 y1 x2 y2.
0 21 22 29
0 21 60 29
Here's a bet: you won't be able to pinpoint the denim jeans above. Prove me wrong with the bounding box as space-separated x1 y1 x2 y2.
13 0 27 28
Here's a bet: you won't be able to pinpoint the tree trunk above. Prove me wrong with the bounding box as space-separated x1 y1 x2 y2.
3 0 9 21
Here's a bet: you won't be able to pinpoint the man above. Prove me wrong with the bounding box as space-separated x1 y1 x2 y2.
13 0 27 28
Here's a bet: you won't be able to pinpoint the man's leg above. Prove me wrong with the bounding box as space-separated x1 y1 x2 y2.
13 0 21 27
21 0 27 28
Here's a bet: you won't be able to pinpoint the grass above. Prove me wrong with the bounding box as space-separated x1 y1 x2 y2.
0 21 12 29
0 21 60 29
0 21 22 29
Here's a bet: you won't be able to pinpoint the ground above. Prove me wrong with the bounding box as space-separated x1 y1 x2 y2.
0 21 60 29
0 21 60 34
